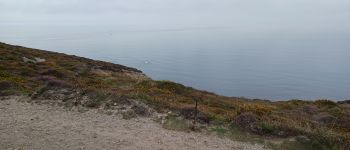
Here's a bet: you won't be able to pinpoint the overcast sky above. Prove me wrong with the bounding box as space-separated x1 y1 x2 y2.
1 0 350 34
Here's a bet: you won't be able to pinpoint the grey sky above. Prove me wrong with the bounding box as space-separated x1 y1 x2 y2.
1 0 350 33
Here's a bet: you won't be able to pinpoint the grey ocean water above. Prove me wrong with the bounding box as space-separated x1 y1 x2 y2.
1 24 349 100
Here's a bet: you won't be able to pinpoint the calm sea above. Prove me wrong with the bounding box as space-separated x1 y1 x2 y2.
1 24 349 101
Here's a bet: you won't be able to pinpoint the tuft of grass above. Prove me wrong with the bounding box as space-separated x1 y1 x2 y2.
82 89 110 108
269 135 344 150
211 125 265 144
162 116 191 131
122 110 137 120
211 126 228 137
260 122 278 134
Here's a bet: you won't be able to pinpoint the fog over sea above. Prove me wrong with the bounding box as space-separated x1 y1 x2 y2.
1 0 350 100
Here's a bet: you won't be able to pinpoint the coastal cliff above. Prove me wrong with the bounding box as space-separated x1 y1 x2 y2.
1 42 349 149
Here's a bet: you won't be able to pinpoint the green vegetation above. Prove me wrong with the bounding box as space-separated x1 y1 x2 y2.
1 42 349 149
162 115 191 131
122 110 137 120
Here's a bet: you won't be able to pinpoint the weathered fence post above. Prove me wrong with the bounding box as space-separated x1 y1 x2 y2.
191 96 199 130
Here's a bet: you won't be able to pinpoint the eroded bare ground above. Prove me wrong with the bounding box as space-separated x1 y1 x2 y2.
0 96 268 150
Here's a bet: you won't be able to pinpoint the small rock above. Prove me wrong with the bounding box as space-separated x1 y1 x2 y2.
22 57 36 63
34 57 46 63
22 57 46 63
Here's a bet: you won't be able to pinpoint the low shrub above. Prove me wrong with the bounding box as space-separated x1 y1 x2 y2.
0 80 17 91
37 76 73 89
40 69 66 78
315 100 337 108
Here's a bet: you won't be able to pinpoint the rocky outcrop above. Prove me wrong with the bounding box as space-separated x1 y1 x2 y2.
22 57 46 63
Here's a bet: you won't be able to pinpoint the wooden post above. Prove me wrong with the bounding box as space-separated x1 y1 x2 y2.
192 97 198 130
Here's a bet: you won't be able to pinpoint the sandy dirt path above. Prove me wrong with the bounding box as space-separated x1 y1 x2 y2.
0 96 267 150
